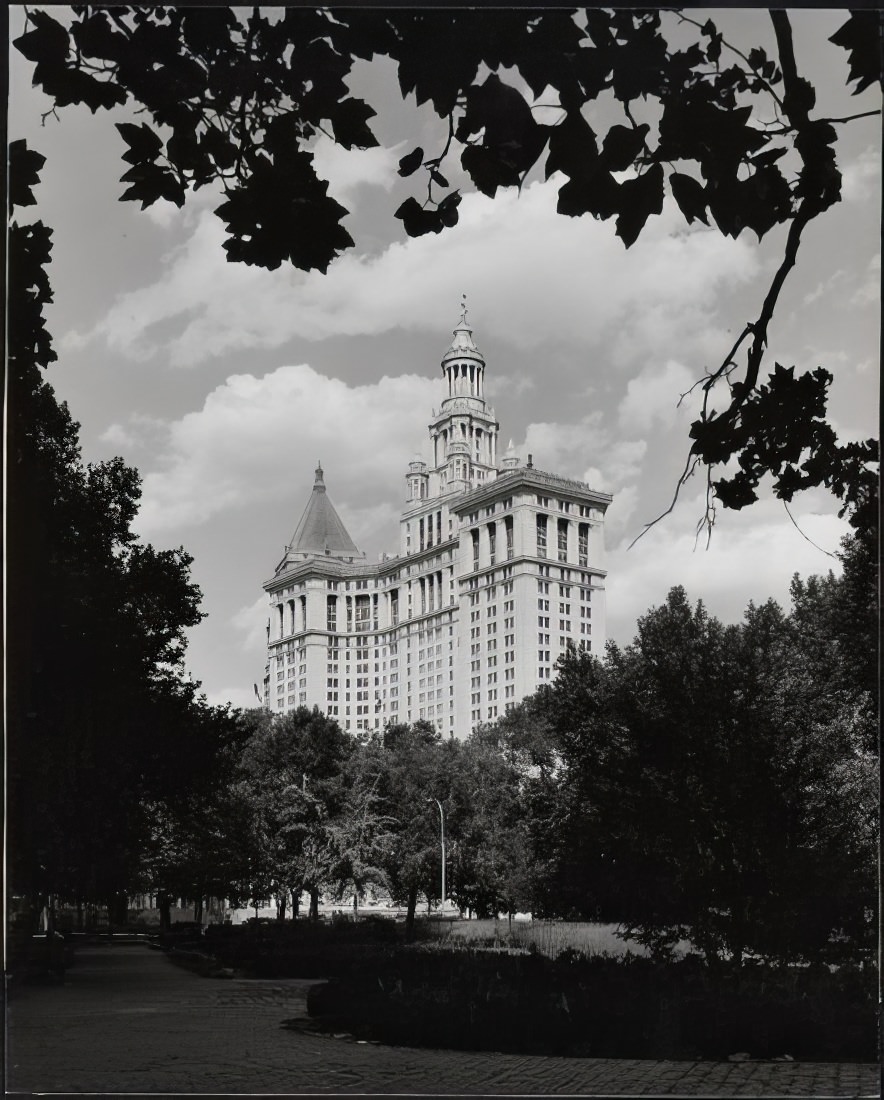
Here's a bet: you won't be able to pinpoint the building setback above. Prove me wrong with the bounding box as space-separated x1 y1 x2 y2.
262 307 613 737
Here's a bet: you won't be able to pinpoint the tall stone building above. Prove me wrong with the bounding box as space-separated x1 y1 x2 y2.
262 306 612 737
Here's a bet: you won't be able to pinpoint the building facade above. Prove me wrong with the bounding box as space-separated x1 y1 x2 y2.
262 308 613 737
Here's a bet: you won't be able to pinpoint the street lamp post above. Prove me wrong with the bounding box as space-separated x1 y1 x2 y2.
427 798 446 914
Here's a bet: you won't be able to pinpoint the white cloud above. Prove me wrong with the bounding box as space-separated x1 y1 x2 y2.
310 136 402 201
232 595 271 655
851 251 881 307
802 269 845 306
133 364 437 537
841 146 881 204
99 413 168 452
204 684 261 710
143 199 181 229
617 358 697 433
606 494 848 646
67 177 760 371
519 415 646 492
601 483 639 544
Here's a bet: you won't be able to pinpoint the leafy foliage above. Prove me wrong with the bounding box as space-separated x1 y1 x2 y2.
507 575 877 965
6 142 242 920
232 707 353 913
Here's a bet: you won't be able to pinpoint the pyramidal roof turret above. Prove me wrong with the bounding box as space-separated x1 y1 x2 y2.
286 463 360 561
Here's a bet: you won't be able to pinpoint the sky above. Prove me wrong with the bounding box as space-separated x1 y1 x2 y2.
8 8 880 711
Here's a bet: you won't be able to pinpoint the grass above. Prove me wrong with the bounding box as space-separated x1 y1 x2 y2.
423 918 680 959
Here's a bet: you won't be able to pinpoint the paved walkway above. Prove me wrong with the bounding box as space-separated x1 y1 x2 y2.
5 943 879 1096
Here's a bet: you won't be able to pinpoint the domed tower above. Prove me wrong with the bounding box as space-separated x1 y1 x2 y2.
429 296 500 494
406 455 429 502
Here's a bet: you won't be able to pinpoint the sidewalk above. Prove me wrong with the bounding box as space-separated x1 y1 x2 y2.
5 942 879 1096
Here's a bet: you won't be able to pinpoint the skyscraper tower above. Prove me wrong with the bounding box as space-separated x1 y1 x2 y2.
262 304 612 736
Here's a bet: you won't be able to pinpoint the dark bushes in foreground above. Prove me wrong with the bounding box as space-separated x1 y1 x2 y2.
197 917 400 978
307 949 877 1062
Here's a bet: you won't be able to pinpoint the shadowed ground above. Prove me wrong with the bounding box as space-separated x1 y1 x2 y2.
5 942 879 1096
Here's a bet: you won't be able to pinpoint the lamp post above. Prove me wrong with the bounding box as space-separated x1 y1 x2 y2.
427 798 446 914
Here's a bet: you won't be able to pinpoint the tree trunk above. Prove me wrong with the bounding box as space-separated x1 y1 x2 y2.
276 891 287 921
194 895 204 925
404 885 419 942
291 888 300 919
353 890 359 916
309 887 319 922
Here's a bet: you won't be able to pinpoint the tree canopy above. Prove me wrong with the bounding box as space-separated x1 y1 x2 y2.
514 569 877 964
7 139 243 920
12 7 880 533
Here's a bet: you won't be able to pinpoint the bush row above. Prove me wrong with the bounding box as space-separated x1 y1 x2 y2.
307 949 877 1062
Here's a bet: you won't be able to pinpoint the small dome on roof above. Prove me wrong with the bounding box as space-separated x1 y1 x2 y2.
441 293 484 366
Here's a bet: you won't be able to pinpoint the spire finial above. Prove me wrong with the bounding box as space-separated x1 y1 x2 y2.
458 292 468 328
314 461 325 488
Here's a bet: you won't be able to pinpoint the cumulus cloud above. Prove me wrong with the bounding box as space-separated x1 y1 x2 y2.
519 415 646 492
66 177 760 371
802 269 846 306
605 494 848 646
134 364 438 537
232 595 271 656
99 413 168 452
617 358 698 433
310 136 403 200
851 252 880 307
841 146 881 204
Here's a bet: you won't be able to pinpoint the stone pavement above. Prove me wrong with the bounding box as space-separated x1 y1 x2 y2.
5 943 879 1096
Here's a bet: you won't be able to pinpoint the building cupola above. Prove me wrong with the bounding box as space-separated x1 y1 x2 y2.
406 455 429 501
500 439 520 470
442 294 486 399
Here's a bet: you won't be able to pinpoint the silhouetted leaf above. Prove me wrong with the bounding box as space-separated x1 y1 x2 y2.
462 144 519 198
13 11 69 65
120 161 186 209
615 164 663 246
116 122 164 166
216 150 354 270
556 170 620 220
398 147 424 177
33 61 127 112
670 172 709 226
546 111 599 182
71 11 129 63
394 195 444 236
8 140 47 215
330 98 378 150
437 191 461 227
830 11 882 95
600 124 649 172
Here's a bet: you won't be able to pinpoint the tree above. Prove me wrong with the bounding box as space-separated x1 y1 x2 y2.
7 140 239 926
447 727 535 921
12 8 880 534
370 721 451 937
515 583 876 965
233 706 352 918
325 741 397 913
134 707 258 929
